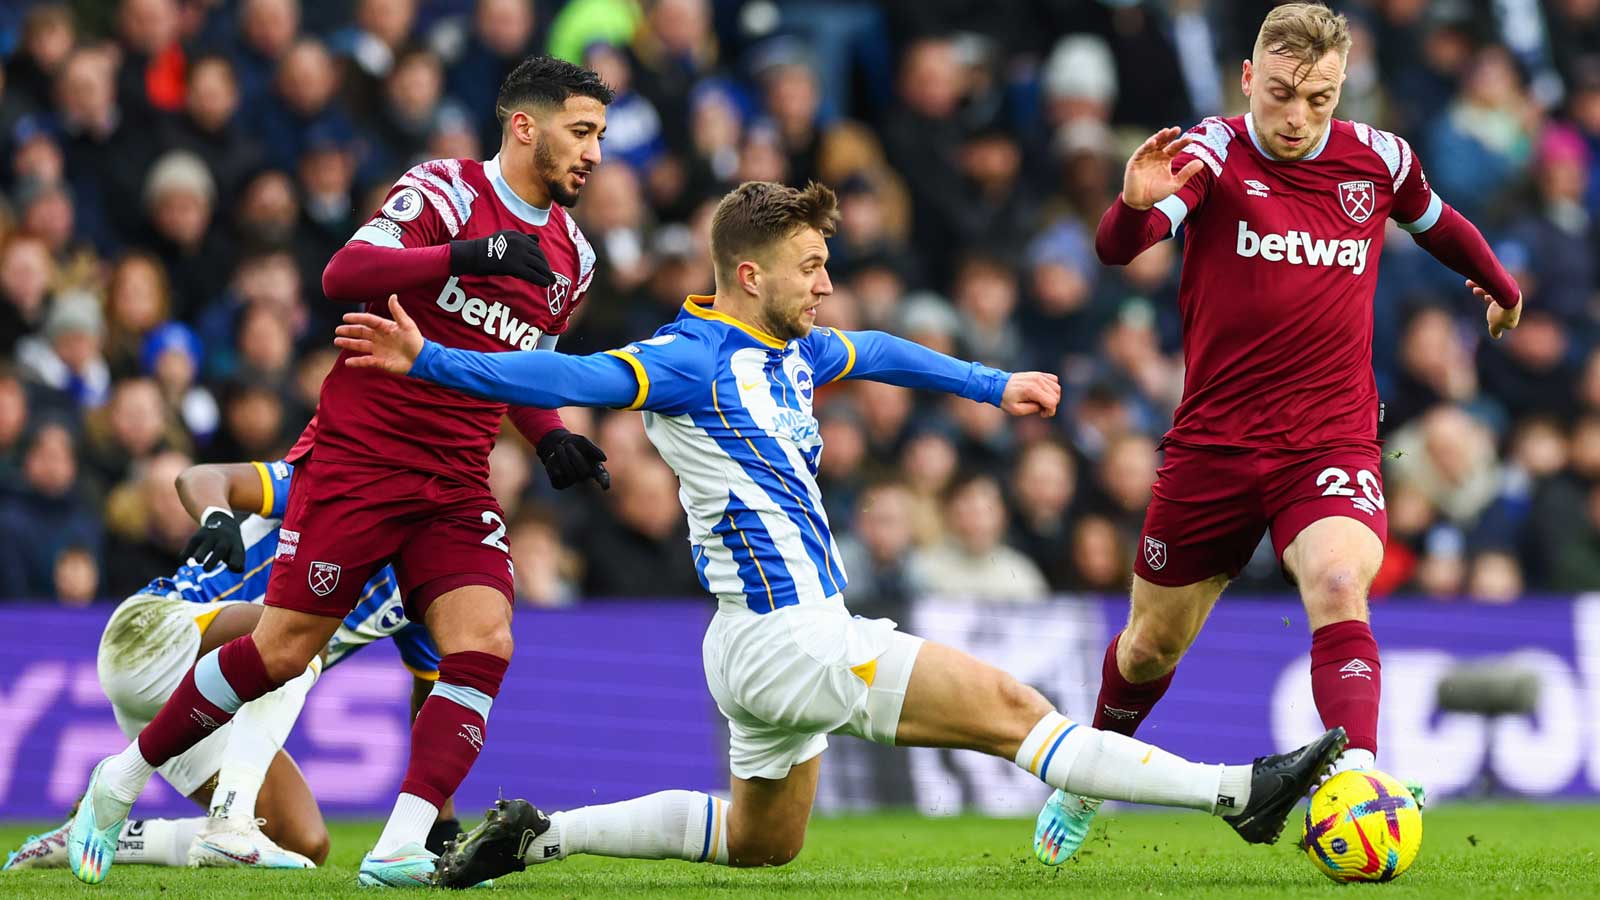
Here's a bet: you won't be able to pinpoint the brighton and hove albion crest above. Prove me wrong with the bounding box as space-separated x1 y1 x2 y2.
308 561 341 597
546 272 572 316
1338 180 1375 224
1143 536 1168 571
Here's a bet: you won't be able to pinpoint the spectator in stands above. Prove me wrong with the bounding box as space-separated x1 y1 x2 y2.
579 457 702 598
143 150 235 319
114 0 186 116
165 54 264 206
1091 433 1158 541
952 253 1025 372
1388 405 1501 527
838 480 918 619
582 42 665 175
0 369 29 475
56 46 158 251
367 46 457 175
1425 45 1536 220
1386 305 1478 432
101 450 193 596
508 509 579 607
6 4 76 114
1009 439 1078 590
83 376 182 493
230 0 301 107
143 322 218 446
1066 514 1129 593
443 0 539 152
103 251 172 378
910 472 1049 601
15 290 110 410
1509 124 1594 325
0 234 55 358
254 38 350 171
0 419 101 599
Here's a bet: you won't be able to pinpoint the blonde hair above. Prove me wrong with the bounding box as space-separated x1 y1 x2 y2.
710 181 840 283
1254 3 1352 70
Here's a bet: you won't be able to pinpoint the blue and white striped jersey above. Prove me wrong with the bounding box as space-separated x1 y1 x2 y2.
140 460 440 676
411 295 1011 614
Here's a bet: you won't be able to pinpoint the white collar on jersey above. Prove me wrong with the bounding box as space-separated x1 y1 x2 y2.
482 155 552 226
1243 112 1332 162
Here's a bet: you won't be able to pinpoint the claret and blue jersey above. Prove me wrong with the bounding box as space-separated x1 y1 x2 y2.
410 294 1013 614
139 459 441 678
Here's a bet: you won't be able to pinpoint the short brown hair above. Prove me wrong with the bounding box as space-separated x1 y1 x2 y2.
710 181 840 283
1254 3 1351 70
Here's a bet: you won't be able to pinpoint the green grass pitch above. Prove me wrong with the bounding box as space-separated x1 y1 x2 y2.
3 803 1596 897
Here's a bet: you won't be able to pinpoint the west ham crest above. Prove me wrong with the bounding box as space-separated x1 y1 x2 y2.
546 272 572 316
1337 180 1374 224
309 561 341 597
1143 536 1168 571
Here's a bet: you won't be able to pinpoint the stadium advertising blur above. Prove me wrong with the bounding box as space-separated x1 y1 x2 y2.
2 596 1594 820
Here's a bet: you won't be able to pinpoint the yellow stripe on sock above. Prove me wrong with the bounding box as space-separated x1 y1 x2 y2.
1029 719 1071 777
708 797 725 863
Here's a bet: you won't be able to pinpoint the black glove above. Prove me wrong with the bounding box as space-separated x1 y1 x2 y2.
449 229 552 287
183 508 246 571
537 429 610 490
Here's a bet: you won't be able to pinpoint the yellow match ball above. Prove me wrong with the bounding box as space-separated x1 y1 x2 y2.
1301 769 1422 883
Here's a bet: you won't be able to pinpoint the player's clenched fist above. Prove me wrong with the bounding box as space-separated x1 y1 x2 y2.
1121 126 1206 211
337 295 425 373
1000 371 1061 418
450 229 554 287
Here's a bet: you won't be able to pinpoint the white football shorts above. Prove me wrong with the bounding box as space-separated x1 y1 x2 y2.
702 597 924 781
97 593 237 796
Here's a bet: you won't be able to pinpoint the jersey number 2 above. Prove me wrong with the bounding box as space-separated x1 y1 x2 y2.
480 511 509 552
1316 467 1385 515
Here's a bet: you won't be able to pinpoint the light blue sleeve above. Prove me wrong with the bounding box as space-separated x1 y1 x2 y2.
408 341 644 409
255 459 294 518
410 331 709 416
600 332 710 417
802 328 1010 405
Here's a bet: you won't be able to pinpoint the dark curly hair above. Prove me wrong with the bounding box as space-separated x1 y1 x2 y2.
495 55 615 125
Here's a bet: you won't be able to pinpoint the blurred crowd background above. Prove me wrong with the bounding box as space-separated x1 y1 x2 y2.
2 0 1599 608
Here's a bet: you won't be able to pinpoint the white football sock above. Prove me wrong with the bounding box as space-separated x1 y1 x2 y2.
538 791 730 865
372 793 439 857
210 661 319 823
1014 712 1247 815
1331 748 1376 776
115 817 207 866
99 743 156 812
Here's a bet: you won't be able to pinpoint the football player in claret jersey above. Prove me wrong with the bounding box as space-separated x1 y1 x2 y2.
336 181 1348 886
66 57 613 888
1032 2 1523 863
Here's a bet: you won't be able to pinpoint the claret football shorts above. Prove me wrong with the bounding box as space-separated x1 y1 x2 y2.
267 456 515 620
1133 442 1389 587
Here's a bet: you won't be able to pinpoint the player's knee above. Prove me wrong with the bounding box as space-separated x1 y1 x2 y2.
996 673 1052 729
255 642 317 684
474 624 514 661
295 824 331 866
1303 565 1369 621
1119 630 1185 681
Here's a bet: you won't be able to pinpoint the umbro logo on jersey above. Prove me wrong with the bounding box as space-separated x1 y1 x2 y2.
1244 179 1270 198
489 233 508 259
1339 659 1374 680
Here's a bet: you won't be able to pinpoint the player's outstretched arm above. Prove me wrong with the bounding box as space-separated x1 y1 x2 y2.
322 230 554 302
829 329 1060 416
335 296 641 409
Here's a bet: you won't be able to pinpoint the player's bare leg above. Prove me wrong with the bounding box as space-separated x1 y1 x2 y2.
1283 516 1385 776
1033 573 1228 864
361 585 512 886
894 641 1343 851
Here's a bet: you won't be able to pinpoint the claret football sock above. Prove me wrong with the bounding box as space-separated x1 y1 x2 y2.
1309 620 1381 756
1092 632 1176 736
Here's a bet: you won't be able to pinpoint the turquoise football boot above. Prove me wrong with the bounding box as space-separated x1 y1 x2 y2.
66 760 131 884
358 843 438 888
1033 790 1103 865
